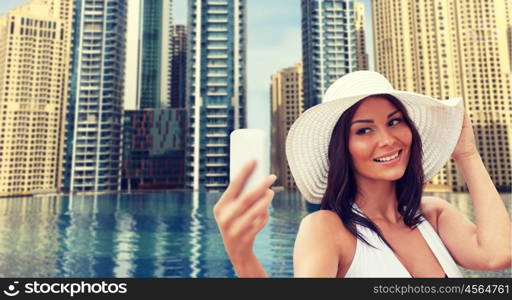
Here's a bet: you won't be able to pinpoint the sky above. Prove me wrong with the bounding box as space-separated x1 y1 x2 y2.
0 0 27 13
1 0 374 138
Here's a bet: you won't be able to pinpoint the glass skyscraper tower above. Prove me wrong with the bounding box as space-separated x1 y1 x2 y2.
186 0 247 191
301 0 358 110
138 0 171 109
125 0 172 110
63 0 127 192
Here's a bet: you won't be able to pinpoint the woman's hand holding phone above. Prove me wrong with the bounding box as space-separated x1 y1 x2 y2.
213 159 277 272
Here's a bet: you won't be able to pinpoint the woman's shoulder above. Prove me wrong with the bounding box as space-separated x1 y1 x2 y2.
296 209 355 252
294 209 356 277
420 196 450 232
299 210 348 233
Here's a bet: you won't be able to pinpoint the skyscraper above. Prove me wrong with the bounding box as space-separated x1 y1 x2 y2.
186 0 247 191
40 0 74 192
271 63 303 190
125 0 172 110
301 0 358 110
354 2 368 70
0 0 72 196
373 0 511 191
170 24 187 108
62 0 127 193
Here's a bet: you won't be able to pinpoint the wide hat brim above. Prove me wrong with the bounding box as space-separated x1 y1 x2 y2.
285 72 464 204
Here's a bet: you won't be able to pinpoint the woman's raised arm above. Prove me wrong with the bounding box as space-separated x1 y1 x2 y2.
213 160 276 277
427 113 511 270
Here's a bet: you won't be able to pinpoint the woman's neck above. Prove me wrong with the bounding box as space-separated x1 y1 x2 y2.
354 176 402 224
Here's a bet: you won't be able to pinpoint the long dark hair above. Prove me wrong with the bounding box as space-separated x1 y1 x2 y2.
320 94 424 250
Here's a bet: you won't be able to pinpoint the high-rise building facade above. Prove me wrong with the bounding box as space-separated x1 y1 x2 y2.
40 0 74 191
62 0 127 193
170 24 187 108
354 2 368 70
301 0 358 110
373 0 511 191
121 109 186 191
125 0 172 110
271 63 303 190
186 0 247 191
0 0 72 196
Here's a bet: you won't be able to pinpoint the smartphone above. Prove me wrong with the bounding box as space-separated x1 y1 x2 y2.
230 129 269 194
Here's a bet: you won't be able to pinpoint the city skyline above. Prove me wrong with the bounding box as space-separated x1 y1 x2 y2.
1 0 509 195
0 0 374 138
156 0 374 137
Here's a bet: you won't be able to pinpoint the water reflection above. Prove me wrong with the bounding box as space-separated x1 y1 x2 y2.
0 191 508 278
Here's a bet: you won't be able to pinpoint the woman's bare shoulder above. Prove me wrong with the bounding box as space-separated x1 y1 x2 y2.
296 210 354 252
294 209 356 277
300 209 347 231
420 196 449 232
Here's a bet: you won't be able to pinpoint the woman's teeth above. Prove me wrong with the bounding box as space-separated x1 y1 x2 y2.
374 151 400 162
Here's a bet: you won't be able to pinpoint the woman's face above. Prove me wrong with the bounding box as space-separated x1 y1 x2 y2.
348 97 412 183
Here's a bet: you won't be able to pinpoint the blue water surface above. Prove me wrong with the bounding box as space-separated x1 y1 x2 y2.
0 191 509 278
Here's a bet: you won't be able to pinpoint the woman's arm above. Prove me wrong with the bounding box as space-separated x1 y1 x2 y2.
427 113 511 270
454 151 511 269
213 160 277 277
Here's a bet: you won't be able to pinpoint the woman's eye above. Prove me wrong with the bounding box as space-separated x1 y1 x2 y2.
356 128 371 135
389 118 402 126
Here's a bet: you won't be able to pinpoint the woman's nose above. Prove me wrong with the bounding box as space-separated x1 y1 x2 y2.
376 128 397 147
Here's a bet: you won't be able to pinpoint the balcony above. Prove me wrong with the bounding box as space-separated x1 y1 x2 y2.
207 27 227 32
205 172 228 177
207 36 228 42
207 10 228 15
207 44 228 50
205 133 228 138
206 114 228 118
205 182 228 188
205 152 228 157
208 1 228 5
206 162 228 167
78 126 99 132
205 104 228 109
206 53 228 59
206 123 228 128
207 64 228 68
207 72 228 77
75 165 95 171
206 81 227 87
206 91 228 96
207 18 228 23
206 143 228 147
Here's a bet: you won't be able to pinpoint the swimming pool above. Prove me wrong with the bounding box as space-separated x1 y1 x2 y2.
0 191 509 277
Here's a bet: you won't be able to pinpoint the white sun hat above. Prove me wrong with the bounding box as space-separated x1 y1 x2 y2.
285 71 464 204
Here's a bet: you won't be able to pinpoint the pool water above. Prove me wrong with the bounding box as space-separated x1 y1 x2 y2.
0 191 509 278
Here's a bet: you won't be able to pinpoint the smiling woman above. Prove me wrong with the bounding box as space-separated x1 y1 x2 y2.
213 70 512 278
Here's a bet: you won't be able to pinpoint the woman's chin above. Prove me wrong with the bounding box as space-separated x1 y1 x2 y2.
362 169 407 182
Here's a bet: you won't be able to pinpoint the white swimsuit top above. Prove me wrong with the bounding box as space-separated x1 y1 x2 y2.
344 205 463 278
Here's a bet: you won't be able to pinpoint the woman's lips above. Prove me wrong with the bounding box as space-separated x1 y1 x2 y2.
373 149 402 165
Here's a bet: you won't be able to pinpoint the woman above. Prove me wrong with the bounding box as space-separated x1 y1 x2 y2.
213 71 511 277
